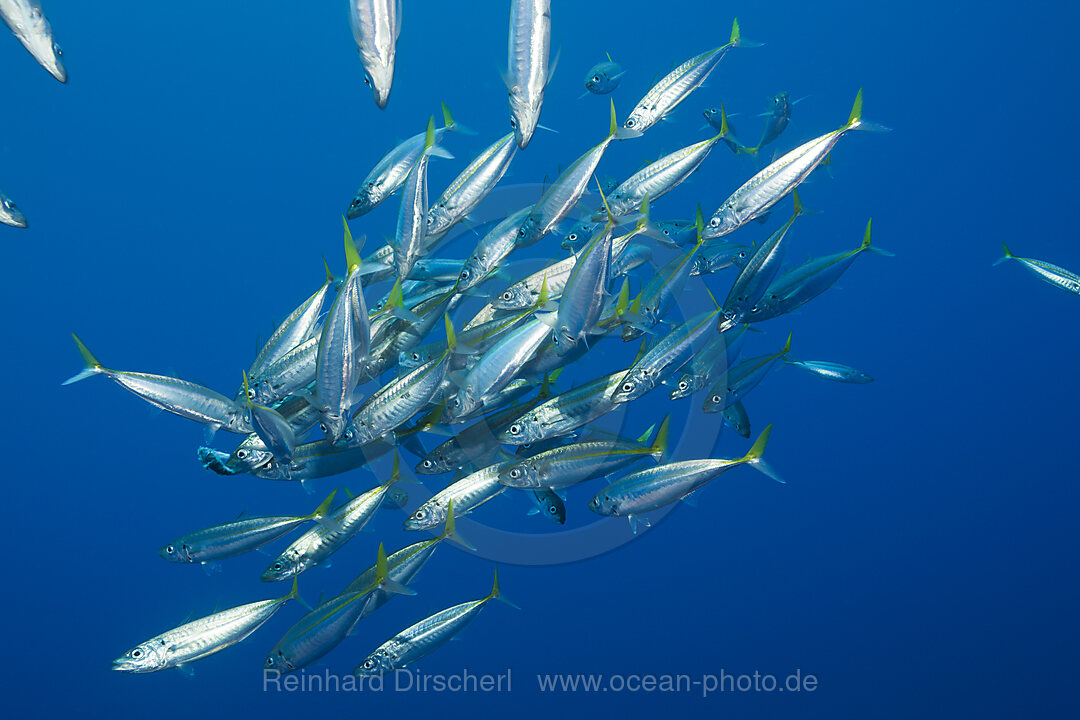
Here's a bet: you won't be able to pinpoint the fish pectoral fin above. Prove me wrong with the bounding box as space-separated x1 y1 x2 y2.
381 578 416 596
176 664 195 677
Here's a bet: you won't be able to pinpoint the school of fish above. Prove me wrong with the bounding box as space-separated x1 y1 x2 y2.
34 1 909 677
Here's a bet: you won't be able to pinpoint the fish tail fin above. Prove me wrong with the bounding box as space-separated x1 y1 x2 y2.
842 88 890 133
694 205 706 246
858 218 893 256
424 115 436 151
383 452 404 489
344 218 362 273
651 415 671 459
779 332 793 357
594 174 615 225
792 189 804 218
994 241 1016 267
284 576 306 608
63 333 107 385
536 275 551 308
614 276 631 319
730 17 763 48
443 313 457 352
441 101 476 136
322 255 335 284
487 565 520 609
372 542 413 596
608 98 617 138
742 424 784 483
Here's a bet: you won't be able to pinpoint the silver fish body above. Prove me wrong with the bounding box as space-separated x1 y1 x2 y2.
348 0 401 108
506 0 551 149
0 190 27 228
0 0 65 82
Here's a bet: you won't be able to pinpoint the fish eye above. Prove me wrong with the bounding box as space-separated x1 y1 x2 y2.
363 74 371 86
165 545 174 554
344 429 355 440
422 459 433 468
509 424 521 435
549 505 558 514
460 269 470 280
247 388 256 399
364 659 375 669
414 509 426 520
273 562 283 571
621 382 633 393
679 381 688 390
626 118 636 128
592 75 600 83
709 218 720 228
501 292 513 301
319 423 327 433
236 449 247 459
510 468 521 478
266 657 274 666
710 107 718 113
509 116 517 129
412 353 420 360
131 649 142 658
712 394 721 403
568 232 578 241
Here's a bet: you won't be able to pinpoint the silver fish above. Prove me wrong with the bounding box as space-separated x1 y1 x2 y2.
589 426 777 529
112 580 301 673
622 19 746 136
506 0 551 149
348 0 401 108
0 0 65 82
784 359 874 384
347 104 457 217
159 491 337 565
0 190 27 228
427 133 517 240
355 569 512 675
994 241 1080 296
603 133 725 218
63 334 252 434
703 89 879 239
456 205 532 291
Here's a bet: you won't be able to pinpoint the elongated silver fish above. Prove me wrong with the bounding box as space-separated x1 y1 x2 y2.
0 0 65 82
499 368 627 445
551 214 614 355
517 101 621 246
703 89 879 239
589 425 778 530
622 19 746 136
603 133 725 218
63 334 252 434
457 205 532 291
994 241 1080 296
427 133 517 240
784 358 874 384
261 466 401 581
392 117 438 280
347 104 457 217
613 309 721 404
506 0 550 149
159 491 337 565
451 310 550 420
348 0 400 108
243 373 297 464
0 190 27 228
355 568 513 675
405 461 507 531
314 233 368 443
112 579 301 673
499 419 666 489
583 53 625 95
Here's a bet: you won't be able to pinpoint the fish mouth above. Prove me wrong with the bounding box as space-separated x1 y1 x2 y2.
111 658 137 672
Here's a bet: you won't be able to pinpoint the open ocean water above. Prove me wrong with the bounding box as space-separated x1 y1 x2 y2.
3 0 1078 717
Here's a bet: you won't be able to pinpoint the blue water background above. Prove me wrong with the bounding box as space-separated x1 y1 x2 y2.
2 0 1078 716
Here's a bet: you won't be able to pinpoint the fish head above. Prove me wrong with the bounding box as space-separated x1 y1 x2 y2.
252 456 289 481
399 347 430 371
11 8 66 83
261 550 300 582
773 92 790 114
515 213 544 248
537 493 566 524
701 106 723 130
264 648 295 673
561 222 594 251
622 107 650 135
456 255 487 291
416 447 457 475
498 461 541 488
426 201 453 238
319 414 349 445
158 542 193 563
491 284 534 311
0 194 28 228
347 182 382 218
112 641 168 673
404 500 444 531
668 374 698 401
450 386 479 420
588 492 617 517
704 204 740 240
355 648 394 676
702 388 731 414
611 370 647 404
500 414 543 445
551 326 579 356
509 90 542 149
362 63 394 109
